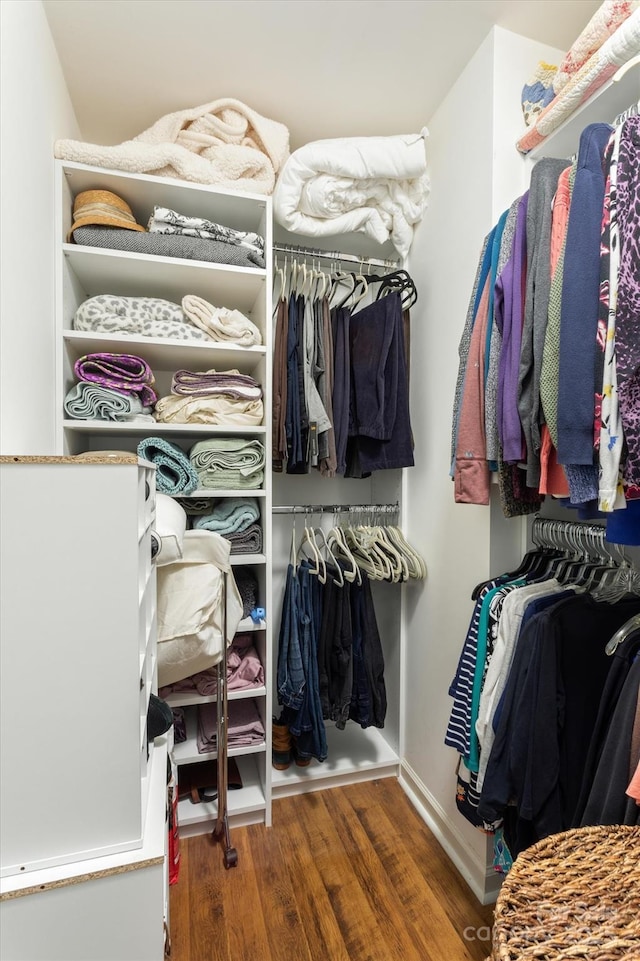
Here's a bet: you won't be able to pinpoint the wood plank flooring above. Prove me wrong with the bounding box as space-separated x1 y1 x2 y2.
169 778 495 961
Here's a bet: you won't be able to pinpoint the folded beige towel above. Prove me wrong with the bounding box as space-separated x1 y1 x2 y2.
182 295 262 346
55 98 290 195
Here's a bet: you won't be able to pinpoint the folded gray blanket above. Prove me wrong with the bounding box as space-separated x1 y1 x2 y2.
189 437 265 489
233 567 259 618
137 436 199 494
72 225 265 269
64 381 154 421
192 497 260 534
73 294 213 343
171 369 262 399
176 498 216 515
226 522 263 554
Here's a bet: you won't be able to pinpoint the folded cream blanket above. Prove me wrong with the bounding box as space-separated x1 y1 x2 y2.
73 294 214 343
153 393 264 426
273 131 430 260
55 98 290 195
182 295 262 346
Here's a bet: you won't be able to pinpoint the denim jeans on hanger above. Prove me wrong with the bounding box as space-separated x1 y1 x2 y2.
276 563 305 711
285 562 327 762
349 576 372 728
359 574 387 728
317 567 353 729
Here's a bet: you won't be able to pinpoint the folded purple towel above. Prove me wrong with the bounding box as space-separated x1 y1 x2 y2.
74 352 157 407
171 369 262 399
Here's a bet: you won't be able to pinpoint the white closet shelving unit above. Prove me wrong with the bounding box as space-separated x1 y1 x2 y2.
269 230 409 800
54 160 274 836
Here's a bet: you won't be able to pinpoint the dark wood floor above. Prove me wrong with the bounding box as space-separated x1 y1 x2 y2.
169 778 495 961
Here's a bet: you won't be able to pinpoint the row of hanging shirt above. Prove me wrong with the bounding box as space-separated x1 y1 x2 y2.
275 506 425 763
445 518 640 873
451 112 640 546
272 252 417 479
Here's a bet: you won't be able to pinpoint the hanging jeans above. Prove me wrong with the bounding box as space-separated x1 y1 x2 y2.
359 575 387 728
285 562 327 762
276 563 305 711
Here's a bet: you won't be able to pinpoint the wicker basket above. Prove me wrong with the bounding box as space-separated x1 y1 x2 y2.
488 825 640 960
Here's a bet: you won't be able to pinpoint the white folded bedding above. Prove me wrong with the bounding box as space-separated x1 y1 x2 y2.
273 131 430 260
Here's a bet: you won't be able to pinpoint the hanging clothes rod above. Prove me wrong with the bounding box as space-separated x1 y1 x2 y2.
273 242 399 270
273 502 399 515
531 517 614 556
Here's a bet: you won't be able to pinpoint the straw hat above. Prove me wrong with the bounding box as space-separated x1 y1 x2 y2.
68 189 146 241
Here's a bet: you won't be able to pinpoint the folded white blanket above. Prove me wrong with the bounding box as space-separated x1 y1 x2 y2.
182 294 262 346
273 131 430 260
55 98 290 195
73 294 213 343
153 393 264 425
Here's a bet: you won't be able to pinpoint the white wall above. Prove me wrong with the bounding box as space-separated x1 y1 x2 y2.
0 0 80 454
401 27 563 903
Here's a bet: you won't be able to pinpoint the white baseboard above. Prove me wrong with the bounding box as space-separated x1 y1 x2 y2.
399 760 502 906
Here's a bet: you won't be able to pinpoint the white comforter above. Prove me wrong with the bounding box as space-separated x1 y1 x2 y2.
273 131 430 260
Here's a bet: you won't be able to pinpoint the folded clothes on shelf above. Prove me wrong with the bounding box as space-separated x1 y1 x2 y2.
225 521 263 554
153 393 264 426
74 352 157 407
192 496 260 534
182 295 262 346
233 567 259 619
176 497 216 515
159 634 265 698
73 294 215 343
137 436 200 494
64 381 154 422
171 369 262 399
71 225 265 269
148 206 265 259
196 698 265 753
189 437 265 489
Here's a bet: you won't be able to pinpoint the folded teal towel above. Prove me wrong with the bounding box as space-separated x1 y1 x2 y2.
193 497 260 534
137 436 199 494
189 438 265 490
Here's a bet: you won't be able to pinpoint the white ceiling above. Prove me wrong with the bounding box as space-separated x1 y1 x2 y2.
43 0 600 151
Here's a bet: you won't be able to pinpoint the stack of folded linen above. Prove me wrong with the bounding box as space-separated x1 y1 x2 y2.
65 352 157 421
182 295 262 346
192 496 263 553
72 294 216 343
154 368 264 426
137 436 200 495
196 699 265 753
148 206 265 268
189 437 265 489
158 634 265 698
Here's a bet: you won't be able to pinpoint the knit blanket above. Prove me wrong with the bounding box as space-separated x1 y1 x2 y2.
137 436 199 494
71 225 265 269
74 352 157 407
153 393 264 425
55 98 289 194
189 437 265 489
73 294 213 343
517 10 640 154
182 295 262 346
273 130 430 260
148 207 265 258
171 369 262 399
64 381 154 421
192 496 260 534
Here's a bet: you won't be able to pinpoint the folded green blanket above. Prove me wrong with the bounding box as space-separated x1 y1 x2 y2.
189 437 265 490
137 436 199 494
193 497 260 534
64 381 153 421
